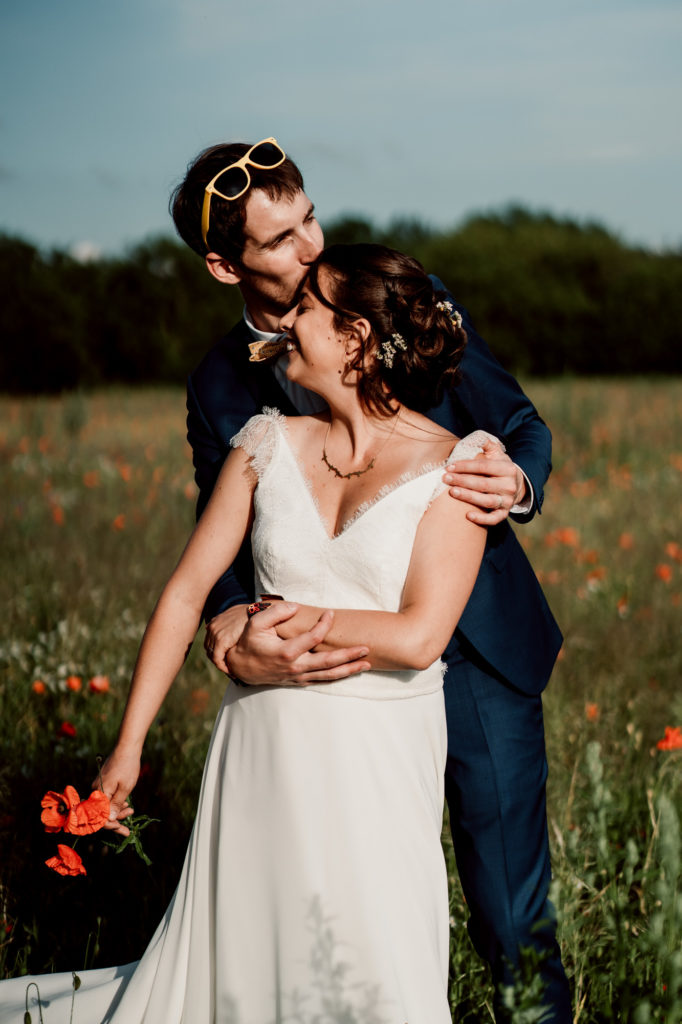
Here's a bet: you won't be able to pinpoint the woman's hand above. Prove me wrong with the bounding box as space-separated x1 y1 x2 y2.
204 604 250 672
94 747 140 837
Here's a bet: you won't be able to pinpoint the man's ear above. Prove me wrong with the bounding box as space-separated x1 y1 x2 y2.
205 252 242 286
344 318 371 360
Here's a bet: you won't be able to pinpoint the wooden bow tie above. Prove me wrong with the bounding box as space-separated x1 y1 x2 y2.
248 337 289 363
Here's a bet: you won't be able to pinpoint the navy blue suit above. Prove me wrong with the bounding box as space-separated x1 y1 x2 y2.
186 285 571 1021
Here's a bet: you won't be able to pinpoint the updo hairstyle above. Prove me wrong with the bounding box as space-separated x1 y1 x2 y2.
308 244 467 415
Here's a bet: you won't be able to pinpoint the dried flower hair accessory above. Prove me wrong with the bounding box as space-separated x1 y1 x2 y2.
436 299 463 329
375 332 407 369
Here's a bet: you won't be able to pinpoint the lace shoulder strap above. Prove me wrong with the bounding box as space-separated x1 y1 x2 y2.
450 429 504 463
429 429 506 503
229 407 285 478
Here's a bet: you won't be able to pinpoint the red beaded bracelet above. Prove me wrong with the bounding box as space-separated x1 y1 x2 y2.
246 594 284 618
246 601 269 617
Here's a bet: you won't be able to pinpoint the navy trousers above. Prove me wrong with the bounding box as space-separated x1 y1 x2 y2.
443 638 572 1023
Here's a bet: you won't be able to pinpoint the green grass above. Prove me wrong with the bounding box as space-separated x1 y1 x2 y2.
1 381 681 1022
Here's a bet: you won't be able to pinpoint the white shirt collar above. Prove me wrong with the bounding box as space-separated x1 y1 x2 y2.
243 305 284 343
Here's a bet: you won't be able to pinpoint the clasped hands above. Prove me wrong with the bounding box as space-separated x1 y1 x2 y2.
204 603 371 685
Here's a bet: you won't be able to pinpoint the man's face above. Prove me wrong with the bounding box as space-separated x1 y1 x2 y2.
235 189 323 323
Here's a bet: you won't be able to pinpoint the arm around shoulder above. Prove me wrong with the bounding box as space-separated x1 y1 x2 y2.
431 277 553 515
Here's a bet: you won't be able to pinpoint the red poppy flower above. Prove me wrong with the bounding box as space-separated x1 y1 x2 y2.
57 721 77 738
66 675 82 692
32 680 47 695
657 726 682 751
45 844 86 877
41 787 111 835
88 675 110 694
655 564 673 584
41 786 81 832
665 541 682 563
66 790 111 835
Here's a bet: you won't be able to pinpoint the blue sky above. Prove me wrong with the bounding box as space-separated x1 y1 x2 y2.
2 0 680 257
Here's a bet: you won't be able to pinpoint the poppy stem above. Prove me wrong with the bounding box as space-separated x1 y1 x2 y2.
69 972 81 1024
24 981 45 1024
95 755 104 792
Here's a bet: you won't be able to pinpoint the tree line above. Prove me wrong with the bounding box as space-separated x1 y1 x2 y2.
2 206 681 393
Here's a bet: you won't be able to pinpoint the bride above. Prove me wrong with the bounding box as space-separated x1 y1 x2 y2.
1 244 492 1023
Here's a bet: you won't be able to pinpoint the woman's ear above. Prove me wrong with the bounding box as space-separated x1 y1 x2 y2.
343 318 371 359
204 253 243 286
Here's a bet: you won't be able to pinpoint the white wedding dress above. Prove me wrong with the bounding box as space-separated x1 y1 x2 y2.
1 412 493 1024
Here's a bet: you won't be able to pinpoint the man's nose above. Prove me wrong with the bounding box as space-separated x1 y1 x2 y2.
298 228 322 265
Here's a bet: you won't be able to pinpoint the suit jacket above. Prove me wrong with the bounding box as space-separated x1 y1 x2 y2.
186 282 562 696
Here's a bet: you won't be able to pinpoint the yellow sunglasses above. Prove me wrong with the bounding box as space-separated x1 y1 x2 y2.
201 137 286 247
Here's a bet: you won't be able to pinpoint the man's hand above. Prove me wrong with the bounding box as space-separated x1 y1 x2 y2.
204 605 250 672
443 439 527 526
226 602 371 686
93 748 139 837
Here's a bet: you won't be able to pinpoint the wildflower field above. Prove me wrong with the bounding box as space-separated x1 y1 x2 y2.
1 380 680 1023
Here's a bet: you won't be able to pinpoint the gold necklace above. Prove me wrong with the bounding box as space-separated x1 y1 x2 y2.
321 410 402 480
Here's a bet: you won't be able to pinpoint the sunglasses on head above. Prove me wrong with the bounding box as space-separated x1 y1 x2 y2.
201 137 286 248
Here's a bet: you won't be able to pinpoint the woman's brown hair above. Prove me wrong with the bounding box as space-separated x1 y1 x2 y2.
308 244 466 416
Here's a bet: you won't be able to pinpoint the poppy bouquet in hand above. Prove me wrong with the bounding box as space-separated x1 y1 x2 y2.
41 772 157 876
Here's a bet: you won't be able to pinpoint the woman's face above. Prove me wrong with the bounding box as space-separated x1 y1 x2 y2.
279 269 347 389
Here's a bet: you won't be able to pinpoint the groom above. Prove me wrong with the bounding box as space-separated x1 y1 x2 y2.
169 138 572 1021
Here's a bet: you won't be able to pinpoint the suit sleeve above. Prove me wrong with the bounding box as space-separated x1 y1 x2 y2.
186 370 253 619
433 277 552 523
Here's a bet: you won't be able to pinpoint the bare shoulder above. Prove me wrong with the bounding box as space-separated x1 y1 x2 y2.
409 452 488 578
284 413 329 444
219 442 258 486
398 409 459 464
419 476 488 557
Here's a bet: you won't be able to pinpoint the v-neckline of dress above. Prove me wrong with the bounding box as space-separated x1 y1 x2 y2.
273 419 452 543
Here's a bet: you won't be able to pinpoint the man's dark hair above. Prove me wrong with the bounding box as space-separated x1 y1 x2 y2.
169 141 305 264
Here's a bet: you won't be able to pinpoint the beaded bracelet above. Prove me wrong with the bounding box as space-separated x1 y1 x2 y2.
246 593 284 618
